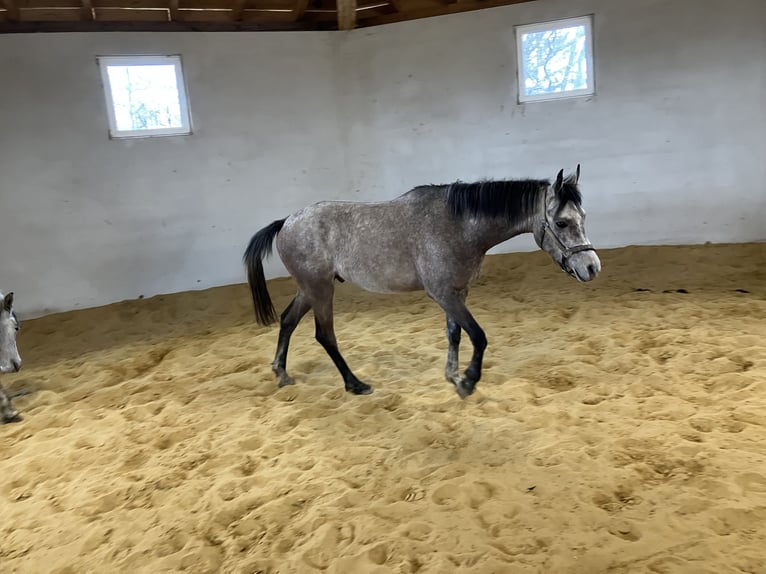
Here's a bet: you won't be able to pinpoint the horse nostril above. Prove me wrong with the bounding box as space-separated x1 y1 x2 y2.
587 264 597 277
11 359 21 372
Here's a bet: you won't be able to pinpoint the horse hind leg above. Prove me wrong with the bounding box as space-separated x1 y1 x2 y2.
308 284 372 395
315 316 372 395
272 291 311 388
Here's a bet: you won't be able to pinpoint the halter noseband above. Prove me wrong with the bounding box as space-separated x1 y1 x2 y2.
540 189 595 274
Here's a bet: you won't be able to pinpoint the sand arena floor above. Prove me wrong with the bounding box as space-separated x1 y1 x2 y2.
1 243 765 573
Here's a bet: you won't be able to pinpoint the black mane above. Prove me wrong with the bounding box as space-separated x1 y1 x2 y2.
444 175 581 223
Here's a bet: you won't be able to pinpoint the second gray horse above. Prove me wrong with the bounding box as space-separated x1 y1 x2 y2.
0 291 22 423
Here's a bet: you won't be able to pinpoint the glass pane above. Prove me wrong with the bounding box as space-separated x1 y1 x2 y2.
106 64 184 132
521 25 588 97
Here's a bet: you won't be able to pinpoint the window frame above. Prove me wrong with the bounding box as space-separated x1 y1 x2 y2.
96 54 193 139
515 15 595 104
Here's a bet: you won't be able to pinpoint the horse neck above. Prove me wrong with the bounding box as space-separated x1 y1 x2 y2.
465 196 544 251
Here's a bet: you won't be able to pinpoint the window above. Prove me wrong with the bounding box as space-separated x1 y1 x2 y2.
515 15 595 103
97 55 192 139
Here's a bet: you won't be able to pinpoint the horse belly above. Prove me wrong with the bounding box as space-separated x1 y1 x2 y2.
335 239 422 292
351 276 422 294
339 264 422 294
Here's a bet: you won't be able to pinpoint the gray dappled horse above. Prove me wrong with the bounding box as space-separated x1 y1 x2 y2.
244 166 600 399
0 291 22 422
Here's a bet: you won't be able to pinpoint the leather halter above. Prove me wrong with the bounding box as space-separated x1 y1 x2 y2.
540 189 595 274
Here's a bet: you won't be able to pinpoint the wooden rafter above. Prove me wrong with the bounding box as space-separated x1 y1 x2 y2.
291 0 310 21
336 0 354 30
231 0 246 21
1 0 19 22
0 0 538 32
80 0 94 20
0 19 319 31
363 0 530 26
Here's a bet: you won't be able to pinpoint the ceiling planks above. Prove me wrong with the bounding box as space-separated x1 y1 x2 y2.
1 0 19 21
0 0 536 31
364 0 533 26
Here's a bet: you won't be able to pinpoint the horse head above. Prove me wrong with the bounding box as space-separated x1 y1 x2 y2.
534 165 601 282
0 291 21 374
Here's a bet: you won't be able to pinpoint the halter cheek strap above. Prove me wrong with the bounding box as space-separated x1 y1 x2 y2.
539 218 595 272
539 185 595 271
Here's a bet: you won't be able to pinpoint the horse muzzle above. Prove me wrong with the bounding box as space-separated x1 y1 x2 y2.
563 250 601 282
0 359 21 373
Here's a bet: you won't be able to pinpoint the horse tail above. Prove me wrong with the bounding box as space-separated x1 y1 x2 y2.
243 218 286 326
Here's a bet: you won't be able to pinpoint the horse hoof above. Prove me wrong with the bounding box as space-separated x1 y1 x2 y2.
2 412 22 424
346 381 373 395
277 377 296 388
454 380 476 399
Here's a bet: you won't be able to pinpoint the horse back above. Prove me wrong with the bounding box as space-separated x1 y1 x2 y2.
277 194 451 293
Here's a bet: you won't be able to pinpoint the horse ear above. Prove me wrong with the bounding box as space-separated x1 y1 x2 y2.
3 292 13 312
575 164 581 183
555 169 564 190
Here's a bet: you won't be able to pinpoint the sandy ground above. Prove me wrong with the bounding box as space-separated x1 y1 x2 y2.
1 242 765 574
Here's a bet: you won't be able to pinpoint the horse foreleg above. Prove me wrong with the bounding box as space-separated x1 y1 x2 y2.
444 315 462 385
312 295 372 395
0 383 21 423
272 292 311 388
432 291 486 399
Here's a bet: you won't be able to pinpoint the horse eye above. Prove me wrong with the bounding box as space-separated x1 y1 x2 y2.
555 221 568 229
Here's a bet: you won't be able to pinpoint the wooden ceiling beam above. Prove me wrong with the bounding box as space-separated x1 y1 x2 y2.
291 0 309 21
230 0 245 21
81 0 94 20
0 18 319 31
336 0 354 29
1 0 19 21
94 8 171 21
363 0 529 26
0 0 539 30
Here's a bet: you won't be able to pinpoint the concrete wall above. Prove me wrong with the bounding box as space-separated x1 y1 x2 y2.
1 0 764 316
340 0 766 254
0 32 348 316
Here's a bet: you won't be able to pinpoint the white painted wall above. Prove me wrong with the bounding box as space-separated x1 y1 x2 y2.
339 0 766 254
0 32 349 316
1 0 764 316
